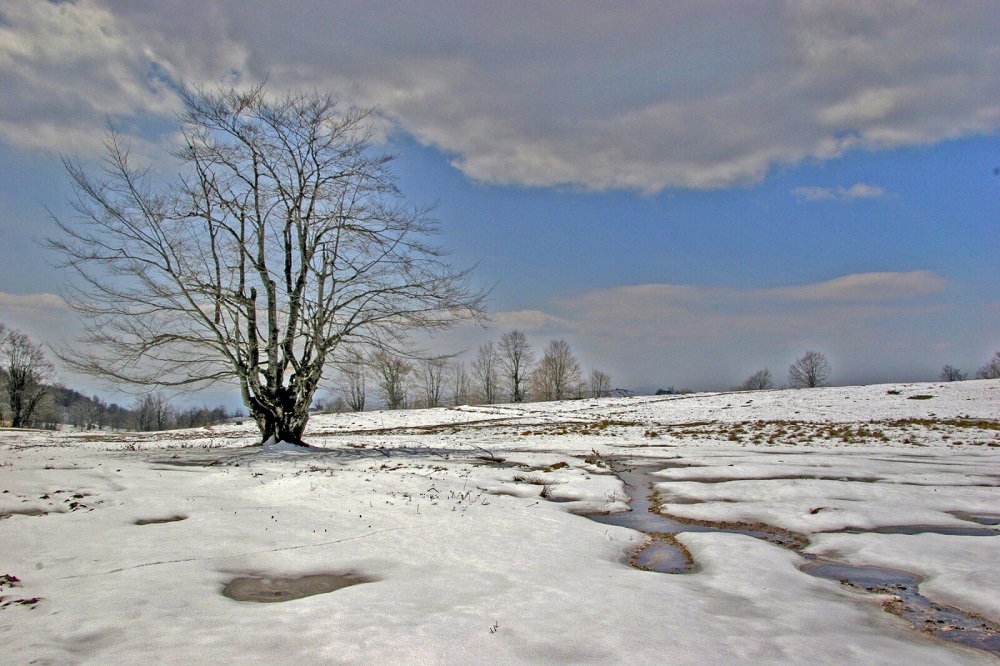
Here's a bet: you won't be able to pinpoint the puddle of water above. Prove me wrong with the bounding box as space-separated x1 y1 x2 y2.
150 458 219 468
222 573 375 603
832 525 998 537
950 512 1000 527
585 463 1000 656
803 560 1000 654
134 515 187 525
589 468 807 557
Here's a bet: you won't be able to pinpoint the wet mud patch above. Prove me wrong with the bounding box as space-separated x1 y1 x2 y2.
134 515 187 525
589 463 1000 656
222 572 376 603
631 532 695 574
667 474 883 484
589 467 809 553
149 457 220 469
950 511 1000 526
803 560 1000 655
826 524 998 537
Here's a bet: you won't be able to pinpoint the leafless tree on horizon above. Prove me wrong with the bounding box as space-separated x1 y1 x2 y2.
498 330 534 403
788 351 831 389
741 368 773 391
1 326 55 428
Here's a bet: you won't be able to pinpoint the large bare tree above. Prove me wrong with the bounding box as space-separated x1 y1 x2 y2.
49 84 485 444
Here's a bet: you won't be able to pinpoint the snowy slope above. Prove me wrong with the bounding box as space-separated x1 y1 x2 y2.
1 380 998 664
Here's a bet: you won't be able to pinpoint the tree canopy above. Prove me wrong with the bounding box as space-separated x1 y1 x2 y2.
50 84 485 443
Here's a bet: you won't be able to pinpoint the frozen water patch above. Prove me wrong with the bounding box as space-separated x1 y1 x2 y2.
589 467 808 560
222 572 376 603
803 560 1000 655
951 512 1000 526
589 463 1000 656
829 524 998 537
134 515 187 525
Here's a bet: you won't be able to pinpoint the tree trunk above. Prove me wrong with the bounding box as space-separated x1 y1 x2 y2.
249 374 317 446
254 402 310 445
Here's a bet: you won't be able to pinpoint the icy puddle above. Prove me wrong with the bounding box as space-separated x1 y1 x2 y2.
589 465 1000 656
588 467 808 560
802 561 1000 654
223 573 375 603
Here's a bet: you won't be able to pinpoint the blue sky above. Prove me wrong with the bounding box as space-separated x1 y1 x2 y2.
1 2 998 404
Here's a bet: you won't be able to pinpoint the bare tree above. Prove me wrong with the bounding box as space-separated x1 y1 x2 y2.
131 392 175 431
369 350 411 409
1 327 55 428
588 369 612 398
450 360 471 406
741 368 773 391
939 365 966 382
977 351 1000 380
418 357 448 408
788 351 831 389
471 342 500 404
498 330 534 402
337 349 367 412
531 339 582 401
49 84 484 444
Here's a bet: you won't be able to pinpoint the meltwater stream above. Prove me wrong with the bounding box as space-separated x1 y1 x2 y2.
587 466 1000 656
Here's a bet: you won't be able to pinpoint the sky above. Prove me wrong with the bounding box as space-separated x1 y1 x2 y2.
0 1 999 406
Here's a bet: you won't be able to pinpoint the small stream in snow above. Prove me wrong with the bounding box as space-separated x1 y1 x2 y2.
588 466 1000 656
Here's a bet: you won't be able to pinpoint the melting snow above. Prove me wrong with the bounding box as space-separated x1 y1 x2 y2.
1 380 998 663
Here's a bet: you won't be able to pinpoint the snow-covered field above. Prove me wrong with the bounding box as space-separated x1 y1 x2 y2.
2 380 999 664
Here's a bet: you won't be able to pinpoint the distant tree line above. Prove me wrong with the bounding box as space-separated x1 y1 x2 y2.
48 387 239 432
1 323 240 431
734 349 1000 392
317 331 614 412
939 352 1000 382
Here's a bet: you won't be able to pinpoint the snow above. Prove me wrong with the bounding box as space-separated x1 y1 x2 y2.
1 380 998 664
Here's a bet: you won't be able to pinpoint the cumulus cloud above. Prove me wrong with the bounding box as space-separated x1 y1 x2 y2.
793 182 888 201
1 2 998 192
0 0 247 152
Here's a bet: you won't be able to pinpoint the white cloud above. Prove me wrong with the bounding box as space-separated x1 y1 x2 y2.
766 272 946 302
0 0 247 153
793 182 888 201
2 2 999 191
492 310 575 334
484 272 966 391
0 291 71 323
